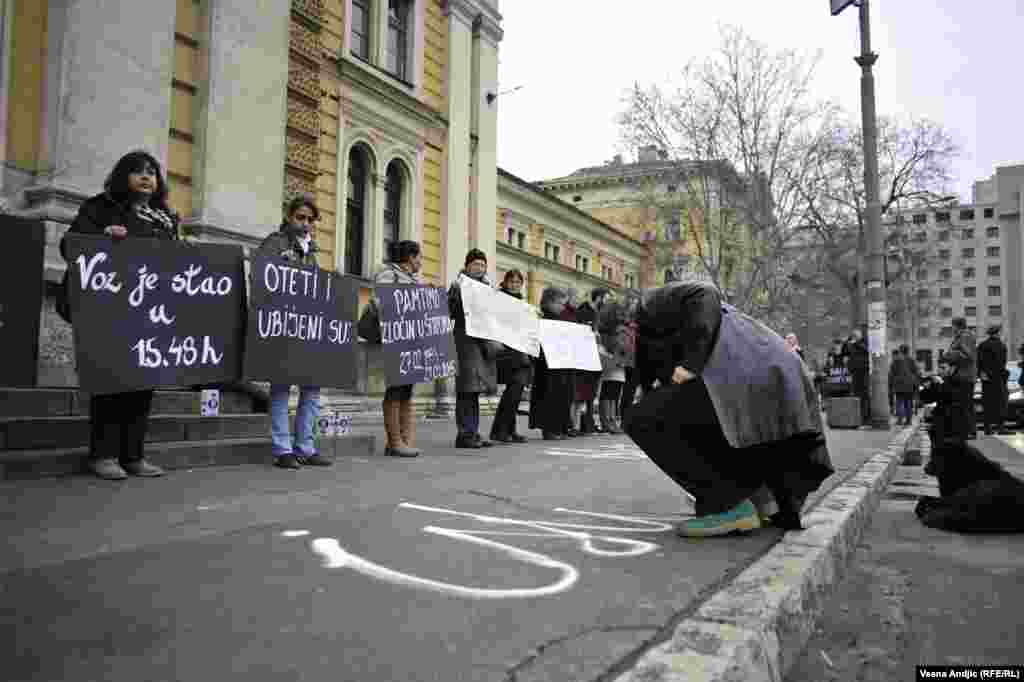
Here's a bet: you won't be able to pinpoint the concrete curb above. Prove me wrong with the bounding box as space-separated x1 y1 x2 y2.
614 422 921 682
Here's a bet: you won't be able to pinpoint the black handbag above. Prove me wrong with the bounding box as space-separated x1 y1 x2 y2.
358 303 382 344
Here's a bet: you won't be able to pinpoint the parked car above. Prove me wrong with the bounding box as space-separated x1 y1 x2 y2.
923 363 1022 427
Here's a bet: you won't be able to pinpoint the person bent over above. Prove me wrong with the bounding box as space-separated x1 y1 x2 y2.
625 280 834 537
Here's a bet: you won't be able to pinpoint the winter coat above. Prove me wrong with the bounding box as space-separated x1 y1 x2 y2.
920 375 973 446
889 355 921 396
495 286 534 386
448 274 500 394
946 329 978 383
60 192 179 261
977 336 1008 384
58 192 180 323
636 281 825 449
843 338 869 374
256 225 320 267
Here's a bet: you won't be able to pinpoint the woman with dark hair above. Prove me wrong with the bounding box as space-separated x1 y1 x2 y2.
59 150 180 480
257 195 333 469
490 269 534 443
626 280 833 536
596 300 632 434
372 239 424 457
530 286 575 440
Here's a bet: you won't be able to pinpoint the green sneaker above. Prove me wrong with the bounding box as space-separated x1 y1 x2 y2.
676 500 761 538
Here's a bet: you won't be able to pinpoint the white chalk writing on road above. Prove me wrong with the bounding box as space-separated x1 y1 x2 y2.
287 503 689 600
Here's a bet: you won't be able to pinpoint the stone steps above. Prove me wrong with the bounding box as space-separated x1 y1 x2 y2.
0 435 375 481
0 414 270 451
0 388 259 418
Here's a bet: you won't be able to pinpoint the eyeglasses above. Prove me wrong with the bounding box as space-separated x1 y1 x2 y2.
293 214 317 224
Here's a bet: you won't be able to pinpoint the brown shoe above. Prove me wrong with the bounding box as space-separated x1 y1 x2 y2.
89 458 128 480
122 459 165 477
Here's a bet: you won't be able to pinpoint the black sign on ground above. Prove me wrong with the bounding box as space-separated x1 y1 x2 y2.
244 254 360 389
376 284 457 386
63 234 246 394
0 217 45 387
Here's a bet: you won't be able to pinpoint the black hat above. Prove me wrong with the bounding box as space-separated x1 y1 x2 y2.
987 324 1002 336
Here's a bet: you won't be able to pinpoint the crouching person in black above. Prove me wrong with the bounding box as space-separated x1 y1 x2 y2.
625 280 834 536
920 356 973 496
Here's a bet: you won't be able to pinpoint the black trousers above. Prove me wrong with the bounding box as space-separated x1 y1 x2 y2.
981 380 1007 433
492 381 525 437
455 392 480 438
89 390 154 462
620 368 638 419
625 380 831 518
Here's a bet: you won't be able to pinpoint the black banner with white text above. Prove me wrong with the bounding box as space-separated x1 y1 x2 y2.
376 284 457 386
244 254 360 388
64 235 246 394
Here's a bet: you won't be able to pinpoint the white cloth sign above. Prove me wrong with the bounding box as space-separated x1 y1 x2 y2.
538 319 602 371
459 274 541 357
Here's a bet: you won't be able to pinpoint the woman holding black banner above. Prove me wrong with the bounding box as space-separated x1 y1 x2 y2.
489 269 534 443
372 240 424 457
258 195 333 469
59 150 179 480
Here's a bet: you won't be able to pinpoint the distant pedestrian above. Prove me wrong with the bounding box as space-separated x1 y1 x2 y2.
843 329 870 423
560 288 582 437
259 195 333 469
60 150 180 480
889 347 919 426
946 317 978 438
371 239 424 457
490 269 534 444
448 249 501 448
978 324 1009 435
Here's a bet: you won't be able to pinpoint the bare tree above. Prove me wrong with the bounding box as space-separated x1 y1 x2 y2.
618 25 836 318
797 115 960 326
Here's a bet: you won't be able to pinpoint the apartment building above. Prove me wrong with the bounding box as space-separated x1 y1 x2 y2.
885 164 1024 371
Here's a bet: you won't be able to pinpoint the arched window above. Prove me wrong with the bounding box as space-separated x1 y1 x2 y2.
383 161 403 261
346 148 368 276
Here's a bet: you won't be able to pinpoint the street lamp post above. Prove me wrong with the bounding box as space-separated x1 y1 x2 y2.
834 0 889 428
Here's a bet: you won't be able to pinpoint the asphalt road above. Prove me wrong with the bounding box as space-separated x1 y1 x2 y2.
0 419 894 682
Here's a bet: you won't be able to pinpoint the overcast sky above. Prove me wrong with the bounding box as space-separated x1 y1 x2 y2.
495 0 1024 203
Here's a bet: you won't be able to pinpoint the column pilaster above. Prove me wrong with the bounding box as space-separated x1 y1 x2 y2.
188 0 292 246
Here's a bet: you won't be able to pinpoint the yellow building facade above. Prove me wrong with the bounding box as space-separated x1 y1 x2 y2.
495 168 645 304
1 0 502 386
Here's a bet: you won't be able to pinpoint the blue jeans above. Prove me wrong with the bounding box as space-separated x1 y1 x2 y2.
270 384 320 456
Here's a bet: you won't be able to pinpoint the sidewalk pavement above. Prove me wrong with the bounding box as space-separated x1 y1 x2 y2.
0 415 913 682
786 432 1024 681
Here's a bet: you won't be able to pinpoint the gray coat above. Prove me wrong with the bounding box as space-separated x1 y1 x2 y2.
448 274 500 394
638 282 825 449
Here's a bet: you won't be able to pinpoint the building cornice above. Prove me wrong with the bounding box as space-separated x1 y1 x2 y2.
498 168 646 256
335 55 446 131
496 242 630 291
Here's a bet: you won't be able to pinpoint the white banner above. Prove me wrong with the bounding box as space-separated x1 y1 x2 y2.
538 319 602 371
459 275 541 357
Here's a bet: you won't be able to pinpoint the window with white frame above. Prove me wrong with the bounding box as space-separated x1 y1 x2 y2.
385 0 411 81
544 242 560 262
625 273 636 289
345 146 371 276
349 0 414 83
350 0 371 60
575 255 589 272
383 160 404 261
